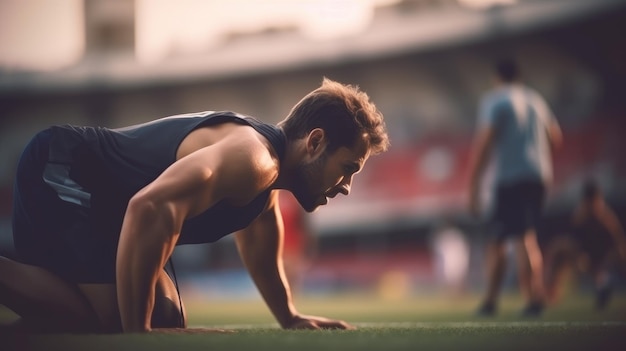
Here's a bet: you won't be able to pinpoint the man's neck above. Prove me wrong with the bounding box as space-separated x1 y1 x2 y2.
271 139 306 191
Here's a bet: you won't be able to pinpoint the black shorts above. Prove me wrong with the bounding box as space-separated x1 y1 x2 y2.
490 180 545 242
12 129 119 283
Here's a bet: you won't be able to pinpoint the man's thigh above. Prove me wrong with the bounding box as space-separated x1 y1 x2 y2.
492 181 545 239
78 283 120 332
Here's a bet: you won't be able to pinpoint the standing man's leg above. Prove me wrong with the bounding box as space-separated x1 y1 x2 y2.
516 181 547 316
477 184 511 316
523 229 545 303
515 229 546 315
477 239 507 315
514 237 531 300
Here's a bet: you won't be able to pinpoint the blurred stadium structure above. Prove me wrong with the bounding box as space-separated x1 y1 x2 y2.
1 0 625 298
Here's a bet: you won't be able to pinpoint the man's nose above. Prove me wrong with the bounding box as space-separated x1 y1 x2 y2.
338 179 351 196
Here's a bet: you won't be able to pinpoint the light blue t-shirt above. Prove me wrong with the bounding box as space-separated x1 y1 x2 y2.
478 84 555 187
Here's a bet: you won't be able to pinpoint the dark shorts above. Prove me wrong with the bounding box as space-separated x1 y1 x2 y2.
490 180 545 242
12 129 118 283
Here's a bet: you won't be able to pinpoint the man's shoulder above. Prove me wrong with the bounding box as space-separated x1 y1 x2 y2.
481 89 512 113
215 132 280 205
482 88 509 104
225 127 280 172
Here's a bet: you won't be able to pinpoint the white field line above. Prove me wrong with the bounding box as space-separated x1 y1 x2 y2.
354 321 626 328
202 321 626 330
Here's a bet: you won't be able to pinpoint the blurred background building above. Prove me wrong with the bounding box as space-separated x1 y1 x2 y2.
1 0 625 299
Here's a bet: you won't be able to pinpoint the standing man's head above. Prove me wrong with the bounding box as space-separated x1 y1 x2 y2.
493 57 520 84
278 78 389 212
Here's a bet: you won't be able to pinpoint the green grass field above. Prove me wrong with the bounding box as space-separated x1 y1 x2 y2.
2 291 626 351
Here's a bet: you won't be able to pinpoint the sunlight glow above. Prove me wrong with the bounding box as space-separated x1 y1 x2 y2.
457 0 517 9
0 0 84 71
135 0 400 64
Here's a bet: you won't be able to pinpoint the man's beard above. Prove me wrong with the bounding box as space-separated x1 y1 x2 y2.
291 153 327 212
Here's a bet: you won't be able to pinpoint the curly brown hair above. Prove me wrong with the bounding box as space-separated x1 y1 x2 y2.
279 78 389 155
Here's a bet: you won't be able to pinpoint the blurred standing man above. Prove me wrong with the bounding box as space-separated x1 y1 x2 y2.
0 78 389 333
468 58 562 316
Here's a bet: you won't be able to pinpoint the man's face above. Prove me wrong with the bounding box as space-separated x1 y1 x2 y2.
292 137 370 212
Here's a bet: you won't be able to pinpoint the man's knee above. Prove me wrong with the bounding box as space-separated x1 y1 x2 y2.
152 296 186 328
152 269 186 328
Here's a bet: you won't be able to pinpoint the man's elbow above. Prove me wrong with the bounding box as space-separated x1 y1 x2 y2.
551 133 563 150
549 124 563 150
126 193 160 220
124 193 180 237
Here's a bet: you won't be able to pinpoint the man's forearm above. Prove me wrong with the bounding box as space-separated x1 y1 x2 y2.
235 221 298 328
117 198 179 332
236 231 298 328
116 248 158 332
247 259 297 328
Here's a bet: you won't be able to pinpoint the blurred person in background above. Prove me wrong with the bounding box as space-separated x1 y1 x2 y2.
278 190 317 295
429 218 470 296
468 58 563 317
0 78 389 334
544 179 626 309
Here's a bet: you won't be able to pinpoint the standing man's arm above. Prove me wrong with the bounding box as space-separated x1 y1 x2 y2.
547 119 563 151
468 127 497 217
235 191 354 330
536 93 563 152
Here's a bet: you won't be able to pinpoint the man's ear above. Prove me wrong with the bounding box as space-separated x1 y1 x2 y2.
306 128 326 156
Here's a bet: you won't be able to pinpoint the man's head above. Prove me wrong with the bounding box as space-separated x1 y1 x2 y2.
494 57 520 84
279 77 389 156
279 78 389 212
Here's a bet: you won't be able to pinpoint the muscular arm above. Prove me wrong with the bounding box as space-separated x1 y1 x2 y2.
117 134 276 333
235 192 354 330
234 191 297 328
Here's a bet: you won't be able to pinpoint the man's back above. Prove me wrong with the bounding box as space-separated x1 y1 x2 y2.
44 111 287 245
479 84 554 187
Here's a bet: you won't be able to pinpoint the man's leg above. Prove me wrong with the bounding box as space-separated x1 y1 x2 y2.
152 269 186 328
78 269 186 332
514 237 531 300
1 256 186 333
543 236 577 304
523 229 545 302
592 250 619 310
477 240 507 315
517 229 546 316
0 256 100 332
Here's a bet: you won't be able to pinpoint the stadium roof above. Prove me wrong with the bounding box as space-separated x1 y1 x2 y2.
0 0 624 92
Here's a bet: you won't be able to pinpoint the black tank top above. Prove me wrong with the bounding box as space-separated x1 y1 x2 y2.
46 111 286 244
